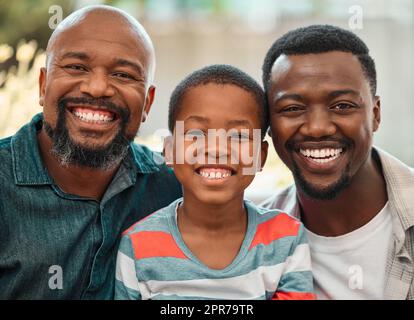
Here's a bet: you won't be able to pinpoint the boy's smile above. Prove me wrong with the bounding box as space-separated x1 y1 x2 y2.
195 165 236 180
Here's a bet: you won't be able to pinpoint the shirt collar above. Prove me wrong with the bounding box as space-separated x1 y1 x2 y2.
11 113 160 186
374 146 414 230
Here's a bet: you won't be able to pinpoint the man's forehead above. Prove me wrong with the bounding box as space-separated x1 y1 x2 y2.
270 51 365 86
50 14 147 50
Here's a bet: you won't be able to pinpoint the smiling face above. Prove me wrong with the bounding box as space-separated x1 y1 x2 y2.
267 51 380 199
39 9 155 169
169 83 268 205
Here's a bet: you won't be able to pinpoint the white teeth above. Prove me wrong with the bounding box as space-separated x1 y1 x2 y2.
198 168 232 180
73 110 114 123
299 147 343 162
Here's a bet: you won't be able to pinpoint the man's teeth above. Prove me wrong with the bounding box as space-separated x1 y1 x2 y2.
198 168 232 179
73 110 114 123
299 148 343 163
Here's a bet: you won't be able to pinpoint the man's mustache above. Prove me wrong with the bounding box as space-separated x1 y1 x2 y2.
58 96 130 123
286 137 353 151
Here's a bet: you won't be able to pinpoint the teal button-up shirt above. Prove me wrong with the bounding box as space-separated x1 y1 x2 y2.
0 113 182 299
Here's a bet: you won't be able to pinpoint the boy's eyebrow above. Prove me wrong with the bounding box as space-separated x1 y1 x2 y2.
227 119 253 127
184 117 254 127
184 115 210 123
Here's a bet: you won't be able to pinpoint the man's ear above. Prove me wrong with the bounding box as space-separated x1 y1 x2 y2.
163 135 174 167
141 85 156 123
39 67 47 107
267 127 272 138
373 95 381 132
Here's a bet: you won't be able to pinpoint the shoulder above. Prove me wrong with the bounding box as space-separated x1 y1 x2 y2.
247 200 303 245
130 143 176 176
0 136 12 154
121 199 179 237
375 147 414 178
259 185 299 218
0 136 13 180
120 199 185 260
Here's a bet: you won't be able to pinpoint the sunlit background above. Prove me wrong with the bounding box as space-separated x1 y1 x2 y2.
1 0 413 202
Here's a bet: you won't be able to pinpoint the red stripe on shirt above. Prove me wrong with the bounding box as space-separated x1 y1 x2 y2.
272 291 316 300
130 231 187 259
249 213 300 250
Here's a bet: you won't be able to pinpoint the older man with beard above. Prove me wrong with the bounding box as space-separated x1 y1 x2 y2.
0 5 181 299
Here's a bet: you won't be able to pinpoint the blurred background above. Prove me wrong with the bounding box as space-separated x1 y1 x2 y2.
1 0 413 202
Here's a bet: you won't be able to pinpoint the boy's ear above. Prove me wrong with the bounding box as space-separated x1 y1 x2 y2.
259 140 269 172
163 135 174 167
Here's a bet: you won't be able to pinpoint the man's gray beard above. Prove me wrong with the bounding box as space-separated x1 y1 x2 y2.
292 160 352 200
43 103 131 171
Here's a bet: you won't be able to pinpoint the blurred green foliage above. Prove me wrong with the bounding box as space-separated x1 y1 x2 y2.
0 0 75 50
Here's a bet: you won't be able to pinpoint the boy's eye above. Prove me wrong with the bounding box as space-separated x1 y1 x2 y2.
230 132 250 142
185 129 205 140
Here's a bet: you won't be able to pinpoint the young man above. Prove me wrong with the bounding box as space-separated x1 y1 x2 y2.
115 65 315 300
0 6 181 299
261 24 414 300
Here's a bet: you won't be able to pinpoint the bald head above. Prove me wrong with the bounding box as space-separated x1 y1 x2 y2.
46 5 155 83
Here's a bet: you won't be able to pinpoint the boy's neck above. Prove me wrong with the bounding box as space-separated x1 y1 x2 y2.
178 193 247 233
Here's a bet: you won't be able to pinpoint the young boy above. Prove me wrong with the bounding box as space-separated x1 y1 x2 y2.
115 65 315 300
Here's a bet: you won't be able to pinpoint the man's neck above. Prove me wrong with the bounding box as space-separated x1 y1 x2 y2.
37 129 120 201
297 153 388 237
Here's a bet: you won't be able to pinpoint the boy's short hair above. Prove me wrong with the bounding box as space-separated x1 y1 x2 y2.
262 24 377 96
168 64 269 138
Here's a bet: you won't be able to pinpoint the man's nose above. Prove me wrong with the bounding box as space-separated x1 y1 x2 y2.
300 107 336 138
80 70 115 98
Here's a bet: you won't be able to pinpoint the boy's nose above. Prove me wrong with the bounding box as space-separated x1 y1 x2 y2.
204 132 229 161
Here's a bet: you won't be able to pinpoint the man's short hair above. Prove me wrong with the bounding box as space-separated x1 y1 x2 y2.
169 64 269 138
262 24 377 96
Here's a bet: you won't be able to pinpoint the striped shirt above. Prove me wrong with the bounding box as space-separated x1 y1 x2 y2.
261 147 414 300
115 198 315 300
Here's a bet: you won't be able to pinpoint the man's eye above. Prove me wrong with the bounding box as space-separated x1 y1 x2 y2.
113 72 134 80
64 64 87 72
332 103 355 111
281 105 303 113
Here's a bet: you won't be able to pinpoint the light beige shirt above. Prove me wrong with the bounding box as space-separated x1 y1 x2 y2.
261 147 414 300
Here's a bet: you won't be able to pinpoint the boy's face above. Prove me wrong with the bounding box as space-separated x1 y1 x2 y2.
168 83 268 205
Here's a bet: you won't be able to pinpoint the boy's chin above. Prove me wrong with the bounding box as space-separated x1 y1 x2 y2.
192 191 242 206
